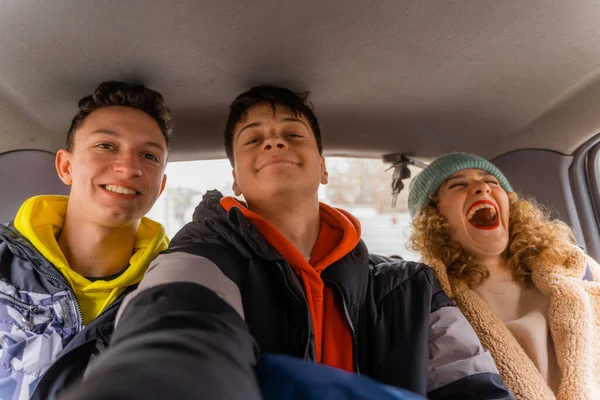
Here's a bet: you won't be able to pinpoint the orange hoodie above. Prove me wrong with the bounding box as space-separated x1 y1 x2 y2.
220 197 361 372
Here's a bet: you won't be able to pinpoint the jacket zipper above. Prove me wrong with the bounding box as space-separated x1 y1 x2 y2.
234 216 305 309
0 234 84 330
235 219 341 365
276 262 316 360
0 292 43 324
324 279 360 374
91 288 130 322
276 262 307 309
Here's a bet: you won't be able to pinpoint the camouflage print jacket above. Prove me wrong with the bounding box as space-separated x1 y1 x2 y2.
0 223 133 400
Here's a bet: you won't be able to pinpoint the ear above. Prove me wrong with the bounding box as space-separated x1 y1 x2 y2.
159 174 167 196
56 149 73 185
232 169 242 196
320 156 328 185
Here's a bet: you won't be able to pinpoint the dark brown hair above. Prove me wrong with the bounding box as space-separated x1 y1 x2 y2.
66 81 173 150
224 85 322 166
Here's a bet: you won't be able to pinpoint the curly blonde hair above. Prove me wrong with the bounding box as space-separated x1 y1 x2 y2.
408 192 579 288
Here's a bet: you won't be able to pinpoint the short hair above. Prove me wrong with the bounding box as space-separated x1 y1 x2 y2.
66 81 173 150
224 85 322 166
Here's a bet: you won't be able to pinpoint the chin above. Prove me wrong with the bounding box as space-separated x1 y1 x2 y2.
262 182 298 196
475 241 508 255
100 210 141 227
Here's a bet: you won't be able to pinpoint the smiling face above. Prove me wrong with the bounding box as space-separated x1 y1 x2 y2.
436 168 510 260
231 103 328 206
56 106 167 228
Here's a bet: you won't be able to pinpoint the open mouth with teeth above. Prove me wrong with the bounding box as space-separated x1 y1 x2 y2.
466 200 499 230
101 185 140 195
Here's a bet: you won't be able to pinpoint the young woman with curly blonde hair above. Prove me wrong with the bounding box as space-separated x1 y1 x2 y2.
407 152 600 400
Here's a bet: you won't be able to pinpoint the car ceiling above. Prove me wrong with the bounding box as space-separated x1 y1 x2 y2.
1 0 600 162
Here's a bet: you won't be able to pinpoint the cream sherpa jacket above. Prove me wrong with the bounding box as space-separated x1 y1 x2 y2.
424 249 600 400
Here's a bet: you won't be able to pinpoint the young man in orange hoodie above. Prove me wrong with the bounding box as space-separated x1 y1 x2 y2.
60 86 514 400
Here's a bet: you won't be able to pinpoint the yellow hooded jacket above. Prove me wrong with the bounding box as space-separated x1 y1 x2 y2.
14 195 169 324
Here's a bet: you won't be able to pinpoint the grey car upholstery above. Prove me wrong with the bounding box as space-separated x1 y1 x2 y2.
0 150 69 223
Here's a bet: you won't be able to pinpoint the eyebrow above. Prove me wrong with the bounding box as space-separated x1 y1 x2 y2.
90 129 166 153
441 174 465 188
235 117 310 139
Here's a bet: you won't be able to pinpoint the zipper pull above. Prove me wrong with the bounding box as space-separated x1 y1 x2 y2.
21 305 40 326
21 311 30 324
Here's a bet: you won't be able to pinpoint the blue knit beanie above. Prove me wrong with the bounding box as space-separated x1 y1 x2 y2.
408 153 513 218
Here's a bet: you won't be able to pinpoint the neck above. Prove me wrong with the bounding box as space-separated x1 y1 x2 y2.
476 255 513 282
58 210 139 278
248 195 321 258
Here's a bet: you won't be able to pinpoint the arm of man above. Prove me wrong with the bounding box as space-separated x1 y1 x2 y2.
58 244 261 400
427 280 515 400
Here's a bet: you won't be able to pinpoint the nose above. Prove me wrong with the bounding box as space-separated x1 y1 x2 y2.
471 180 491 196
112 151 142 177
263 134 288 151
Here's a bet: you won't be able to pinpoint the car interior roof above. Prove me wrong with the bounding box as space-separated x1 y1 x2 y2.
2 0 600 162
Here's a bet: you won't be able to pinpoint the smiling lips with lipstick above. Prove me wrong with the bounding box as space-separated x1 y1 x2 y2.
466 200 499 230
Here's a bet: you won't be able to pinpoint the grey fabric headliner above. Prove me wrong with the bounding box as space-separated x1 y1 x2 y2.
2 0 600 161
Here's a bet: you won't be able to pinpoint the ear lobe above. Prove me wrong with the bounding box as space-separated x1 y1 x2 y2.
232 170 242 196
55 149 73 185
320 157 328 185
159 174 167 196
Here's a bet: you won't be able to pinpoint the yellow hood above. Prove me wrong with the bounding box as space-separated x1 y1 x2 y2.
14 195 169 324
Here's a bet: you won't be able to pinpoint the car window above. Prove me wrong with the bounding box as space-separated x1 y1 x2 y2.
146 158 420 261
